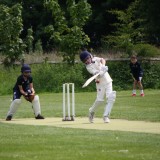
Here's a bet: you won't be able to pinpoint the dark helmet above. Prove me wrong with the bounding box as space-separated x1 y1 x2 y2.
21 64 31 73
80 51 91 62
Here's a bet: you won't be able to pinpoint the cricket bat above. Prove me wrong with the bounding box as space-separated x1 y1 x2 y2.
82 73 100 88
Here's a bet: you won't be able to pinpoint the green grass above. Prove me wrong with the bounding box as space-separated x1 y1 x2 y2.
0 90 160 160
0 123 160 160
1 89 160 121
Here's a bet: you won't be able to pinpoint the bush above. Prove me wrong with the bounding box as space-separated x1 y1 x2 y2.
108 61 132 90
0 60 160 95
134 44 160 57
32 63 87 93
142 61 160 89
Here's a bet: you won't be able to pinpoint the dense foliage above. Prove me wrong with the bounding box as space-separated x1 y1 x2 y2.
44 0 91 65
0 60 160 95
0 3 25 66
1 0 160 66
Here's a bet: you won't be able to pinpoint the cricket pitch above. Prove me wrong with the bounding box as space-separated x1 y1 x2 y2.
1 117 160 134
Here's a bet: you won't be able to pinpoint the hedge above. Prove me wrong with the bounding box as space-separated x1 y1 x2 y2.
0 60 160 95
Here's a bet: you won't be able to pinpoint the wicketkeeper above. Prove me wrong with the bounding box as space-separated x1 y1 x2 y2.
80 51 116 123
6 64 44 121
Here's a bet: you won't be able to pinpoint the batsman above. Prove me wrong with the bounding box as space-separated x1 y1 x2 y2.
6 64 44 121
80 51 116 123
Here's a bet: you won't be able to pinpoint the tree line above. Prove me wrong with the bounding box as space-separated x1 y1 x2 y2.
0 0 160 66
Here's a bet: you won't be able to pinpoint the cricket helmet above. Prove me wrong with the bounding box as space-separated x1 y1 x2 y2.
80 51 91 62
21 64 31 73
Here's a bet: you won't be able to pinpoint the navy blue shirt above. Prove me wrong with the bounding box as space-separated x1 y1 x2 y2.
129 61 143 79
13 75 33 92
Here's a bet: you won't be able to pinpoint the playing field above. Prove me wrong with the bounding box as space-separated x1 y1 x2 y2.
0 90 160 160
1 117 160 134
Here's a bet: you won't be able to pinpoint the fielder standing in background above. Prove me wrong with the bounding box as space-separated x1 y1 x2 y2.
129 55 145 97
80 51 116 123
6 64 44 121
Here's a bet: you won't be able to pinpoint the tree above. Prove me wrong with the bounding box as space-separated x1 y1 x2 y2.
85 0 134 49
35 39 43 54
102 0 145 55
137 0 160 45
0 3 25 66
25 27 34 54
44 0 91 65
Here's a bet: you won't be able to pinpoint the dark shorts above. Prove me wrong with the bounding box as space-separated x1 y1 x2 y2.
13 89 33 100
13 90 22 100
134 76 142 81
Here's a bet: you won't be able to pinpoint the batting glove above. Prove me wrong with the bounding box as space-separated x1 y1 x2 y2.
99 70 105 77
101 66 108 72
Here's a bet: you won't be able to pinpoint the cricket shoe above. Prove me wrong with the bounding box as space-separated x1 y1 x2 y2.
35 114 45 119
140 93 145 97
6 115 12 121
89 112 94 123
132 94 136 97
103 116 110 123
